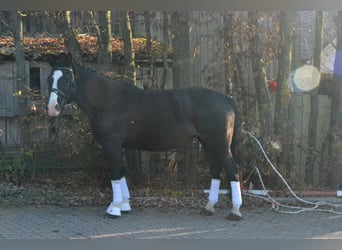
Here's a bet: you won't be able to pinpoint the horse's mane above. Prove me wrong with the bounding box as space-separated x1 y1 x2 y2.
73 64 135 84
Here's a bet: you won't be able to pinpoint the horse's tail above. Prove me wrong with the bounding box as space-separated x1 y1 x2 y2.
226 96 241 162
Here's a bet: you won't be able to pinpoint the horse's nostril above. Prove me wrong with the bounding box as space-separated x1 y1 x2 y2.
55 104 59 111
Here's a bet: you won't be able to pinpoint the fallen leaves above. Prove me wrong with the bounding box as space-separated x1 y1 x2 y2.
0 35 171 60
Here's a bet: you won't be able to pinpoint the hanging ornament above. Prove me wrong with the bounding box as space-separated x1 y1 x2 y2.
268 80 278 92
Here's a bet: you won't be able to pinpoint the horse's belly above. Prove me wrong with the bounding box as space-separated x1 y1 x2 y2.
125 127 196 152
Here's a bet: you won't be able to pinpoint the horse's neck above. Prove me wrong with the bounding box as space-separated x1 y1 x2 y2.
71 67 129 119
72 68 99 119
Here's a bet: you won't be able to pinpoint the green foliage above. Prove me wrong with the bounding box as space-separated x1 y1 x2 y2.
0 156 24 185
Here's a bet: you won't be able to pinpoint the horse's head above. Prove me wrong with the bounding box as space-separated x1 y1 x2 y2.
47 52 76 117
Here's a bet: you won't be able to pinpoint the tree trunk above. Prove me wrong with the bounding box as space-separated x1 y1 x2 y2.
89 11 101 40
325 11 342 189
10 11 30 178
223 11 235 96
62 11 83 65
143 11 152 54
171 11 193 89
170 11 196 187
274 11 294 171
161 11 170 90
248 11 273 139
305 11 324 186
10 11 27 117
10 11 27 99
97 11 112 74
143 11 157 89
121 11 136 84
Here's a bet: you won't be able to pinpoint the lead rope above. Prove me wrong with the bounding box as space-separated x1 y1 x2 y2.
241 129 342 215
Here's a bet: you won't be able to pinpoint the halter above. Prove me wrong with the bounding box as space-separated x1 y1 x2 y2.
50 67 76 108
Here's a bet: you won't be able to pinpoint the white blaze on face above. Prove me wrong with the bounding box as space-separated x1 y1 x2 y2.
47 70 63 117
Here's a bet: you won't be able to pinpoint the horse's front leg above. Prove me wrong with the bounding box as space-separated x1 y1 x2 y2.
102 141 131 218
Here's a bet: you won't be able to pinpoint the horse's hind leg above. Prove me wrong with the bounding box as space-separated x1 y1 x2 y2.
200 147 225 216
201 178 221 215
225 153 242 221
201 145 242 220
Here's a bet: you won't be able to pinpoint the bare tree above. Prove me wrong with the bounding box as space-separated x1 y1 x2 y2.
222 11 235 96
143 11 157 89
170 11 196 186
121 11 136 84
9 11 29 120
161 11 170 90
97 11 112 73
53 11 82 64
10 11 27 98
274 11 294 171
305 11 324 186
248 11 273 139
171 11 193 89
10 11 31 167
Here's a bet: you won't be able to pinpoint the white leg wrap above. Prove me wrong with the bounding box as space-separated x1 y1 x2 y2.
120 177 130 200
230 181 242 209
204 179 221 213
208 179 221 204
119 177 131 212
106 180 123 217
111 180 122 205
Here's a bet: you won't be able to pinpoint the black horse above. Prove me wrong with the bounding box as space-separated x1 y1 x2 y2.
47 53 243 220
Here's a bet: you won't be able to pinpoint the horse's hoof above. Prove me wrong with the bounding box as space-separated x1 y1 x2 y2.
226 212 242 221
106 203 121 217
200 208 214 216
104 213 120 219
120 200 131 213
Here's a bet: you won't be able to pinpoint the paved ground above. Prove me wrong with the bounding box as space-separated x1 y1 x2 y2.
1 204 342 239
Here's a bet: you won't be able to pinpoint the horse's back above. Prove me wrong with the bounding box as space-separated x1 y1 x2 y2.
139 86 235 132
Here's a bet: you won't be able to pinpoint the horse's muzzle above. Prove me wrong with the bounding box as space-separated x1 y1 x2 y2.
47 103 60 117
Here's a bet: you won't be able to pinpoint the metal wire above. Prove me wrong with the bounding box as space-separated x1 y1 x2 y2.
241 129 342 215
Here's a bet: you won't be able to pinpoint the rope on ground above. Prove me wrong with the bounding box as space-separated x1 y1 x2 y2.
241 129 342 215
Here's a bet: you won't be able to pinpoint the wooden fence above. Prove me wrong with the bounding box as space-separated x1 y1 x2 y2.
186 11 333 188
0 11 336 188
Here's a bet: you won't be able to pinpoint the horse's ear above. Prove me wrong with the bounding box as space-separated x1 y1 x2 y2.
66 52 72 67
48 54 58 67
